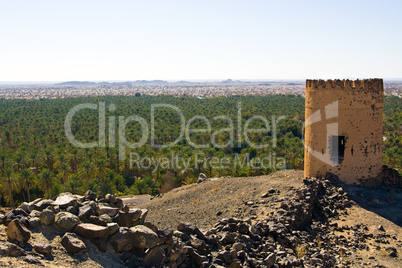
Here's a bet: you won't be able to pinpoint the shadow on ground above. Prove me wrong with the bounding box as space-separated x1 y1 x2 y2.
340 183 402 227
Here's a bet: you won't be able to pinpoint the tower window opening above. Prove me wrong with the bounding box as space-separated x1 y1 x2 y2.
329 135 345 165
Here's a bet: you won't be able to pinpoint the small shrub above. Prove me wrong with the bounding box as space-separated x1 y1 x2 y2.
184 177 197 185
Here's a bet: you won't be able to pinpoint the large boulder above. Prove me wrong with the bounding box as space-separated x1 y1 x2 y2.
114 209 142 227
90 237 107 253
40 208 55 225
65 206 79 216
32 199 53 211
0 242 26 257
108 227 135 252
74 195 85 203
27 198 42 211
89 214 112 226
18 202 31 213
61 233 86 254
3 209 29 226
29 210 41 218
105 194 117 204
28 217 40 229
50 205 60 214
107 222 119 236
73 223 109 239
54 212 80 231
52 193 77 209
78 204 95 219
197 173 207 183
132 209 148 226
7 219 31 243
113 198 124 210
130 225 159 249
97 206 119 217
143 246 165 268
84 190 97 201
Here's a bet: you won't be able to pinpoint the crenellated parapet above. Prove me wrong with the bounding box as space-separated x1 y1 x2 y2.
306 78 383 91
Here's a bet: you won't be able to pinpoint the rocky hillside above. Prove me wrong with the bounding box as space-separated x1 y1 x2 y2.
0 170 401 267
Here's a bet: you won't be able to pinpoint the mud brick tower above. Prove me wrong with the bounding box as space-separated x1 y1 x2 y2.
304 79 383 184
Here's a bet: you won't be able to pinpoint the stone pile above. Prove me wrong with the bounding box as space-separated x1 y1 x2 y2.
1 191 149 256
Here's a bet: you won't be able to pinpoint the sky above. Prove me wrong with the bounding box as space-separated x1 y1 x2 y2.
0 0 401 82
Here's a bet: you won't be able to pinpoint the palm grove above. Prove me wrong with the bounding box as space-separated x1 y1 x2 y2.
0 94 400 207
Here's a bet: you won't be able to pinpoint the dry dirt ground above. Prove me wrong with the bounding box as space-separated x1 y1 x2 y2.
138 170 304 230
0 169 401 267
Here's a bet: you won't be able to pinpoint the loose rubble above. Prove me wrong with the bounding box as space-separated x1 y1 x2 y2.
0 175 400 267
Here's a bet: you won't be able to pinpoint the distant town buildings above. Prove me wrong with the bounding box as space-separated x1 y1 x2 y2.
0 81 400 99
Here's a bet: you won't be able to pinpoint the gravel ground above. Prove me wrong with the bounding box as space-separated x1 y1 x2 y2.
138 170 304 230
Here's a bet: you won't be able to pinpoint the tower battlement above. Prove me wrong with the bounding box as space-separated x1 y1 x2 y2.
306 78 383 91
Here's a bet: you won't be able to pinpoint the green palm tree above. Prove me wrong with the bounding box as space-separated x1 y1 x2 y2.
39 168 54 198
79 160 95 188
1 167 18 207
14 153 25 171
44 148 55 170
65 173 83 194
58 162 71 185
20 168 35 202
96 158 107 182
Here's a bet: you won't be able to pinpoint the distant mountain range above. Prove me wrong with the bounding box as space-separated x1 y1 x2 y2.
57 81 98 86
57 80 170 86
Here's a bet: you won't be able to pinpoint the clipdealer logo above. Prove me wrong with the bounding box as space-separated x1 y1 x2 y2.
64 102 285 163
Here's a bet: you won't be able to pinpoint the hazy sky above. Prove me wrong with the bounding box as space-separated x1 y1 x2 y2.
1 0 401 81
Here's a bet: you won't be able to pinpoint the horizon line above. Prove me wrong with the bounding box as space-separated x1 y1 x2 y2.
1 78 402 85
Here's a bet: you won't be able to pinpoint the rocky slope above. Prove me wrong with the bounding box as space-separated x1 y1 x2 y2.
0 170 401 267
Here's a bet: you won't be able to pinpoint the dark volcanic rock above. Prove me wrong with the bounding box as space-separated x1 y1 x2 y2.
28 217 40 229
197 173 207 183
40 208 55 225
65 206 79 216
73 223 109 239
98 206 119 217
33 243 52 254
130 225 159 249
22 256 43 265
78 204 95 219
61 233 86 254
51 192 77 209
89 214 112 226
114 209 142 227
132 209 148 226
7 219 31 243
32 199 53 211
143 246 165 268
3 208 29 226
0 242 26 257
91 237 107 252
54 211 80 231
84 190 97 201
108 227 135 252
107 222 119 236
105 193 117 204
